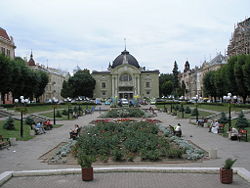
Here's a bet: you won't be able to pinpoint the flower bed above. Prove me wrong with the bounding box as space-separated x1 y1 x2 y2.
100 108 150 118
158 125 205 160
74 121 204 163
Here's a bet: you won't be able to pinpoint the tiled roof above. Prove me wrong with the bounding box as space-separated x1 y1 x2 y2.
0 27 10 41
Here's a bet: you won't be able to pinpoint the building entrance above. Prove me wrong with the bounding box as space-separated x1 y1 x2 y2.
119 93 133 99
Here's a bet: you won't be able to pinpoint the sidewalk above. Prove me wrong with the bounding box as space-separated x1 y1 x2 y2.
2 172 250 188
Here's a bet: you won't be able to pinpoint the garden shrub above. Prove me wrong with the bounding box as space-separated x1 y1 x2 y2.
56 110 62 117
111 149 125 161
179 105 184 112
25 116 35 126
235 111 249 129
185 106 191 114
62 109 68 115
3 116 15 130
218 112 228 124
101 108 145 118
167 148 184 158
191 108 199 116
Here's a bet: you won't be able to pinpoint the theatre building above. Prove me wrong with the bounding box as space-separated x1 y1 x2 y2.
92 49 159 99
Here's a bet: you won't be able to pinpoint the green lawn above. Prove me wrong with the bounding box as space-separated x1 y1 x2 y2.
176 110 213 119
157 103 248 113
41 109 71 120
0 120 64 141
194 104 245 112
0 120 33 141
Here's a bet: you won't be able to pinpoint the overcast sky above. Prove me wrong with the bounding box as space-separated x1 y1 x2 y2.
1 0 249 74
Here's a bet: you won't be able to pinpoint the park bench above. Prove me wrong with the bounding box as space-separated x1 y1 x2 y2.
218 124 225 134
70 127 82 140
0 135 11 149
238 129 248 142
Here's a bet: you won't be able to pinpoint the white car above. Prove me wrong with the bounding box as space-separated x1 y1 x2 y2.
121 98 129 105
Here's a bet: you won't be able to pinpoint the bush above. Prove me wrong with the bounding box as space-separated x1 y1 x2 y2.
218 112 228 124
62 109 68 115
167 148 184 158
179 105 184 112
56 110 62 117
3 116 15 130
191 108 199 116
25 116 35 126
235 111 249 129
185 106 191 114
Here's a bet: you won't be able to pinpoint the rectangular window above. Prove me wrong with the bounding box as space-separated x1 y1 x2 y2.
6 49 10 57
102 91 106 96
146 82 150 88
1 47 5 55
102 82 106 88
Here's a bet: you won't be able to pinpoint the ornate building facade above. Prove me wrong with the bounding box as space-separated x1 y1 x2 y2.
27 53 69 102
92 49 159 99
227 17 250 57
179 53 226 99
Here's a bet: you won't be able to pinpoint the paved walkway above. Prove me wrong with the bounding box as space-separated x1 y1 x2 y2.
2 173 250 188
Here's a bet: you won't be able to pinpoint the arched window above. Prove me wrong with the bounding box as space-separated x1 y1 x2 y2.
119 73 132 81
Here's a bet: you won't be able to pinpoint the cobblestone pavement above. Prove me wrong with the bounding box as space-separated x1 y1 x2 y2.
2 173 250 188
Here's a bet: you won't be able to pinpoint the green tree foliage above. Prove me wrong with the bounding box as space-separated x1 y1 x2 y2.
235 111 249 129
161 80 173 97
243 57 250 92
0 55 12 99
191 108 199 117
3 116 15 130
61 80 72 98
218 112 228 124
62 69 96 98
172 61 179 96
185 106 191 114
159 73 174 97
234 56 248 103
203 54 250 103
203 71 217 99
0 55 49 103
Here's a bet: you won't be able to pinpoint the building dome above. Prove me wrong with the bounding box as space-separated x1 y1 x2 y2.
111 50 140 68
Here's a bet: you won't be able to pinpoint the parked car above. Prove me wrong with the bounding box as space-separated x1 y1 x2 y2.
121 98 129 105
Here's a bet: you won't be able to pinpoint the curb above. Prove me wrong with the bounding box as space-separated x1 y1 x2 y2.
0 167 250 186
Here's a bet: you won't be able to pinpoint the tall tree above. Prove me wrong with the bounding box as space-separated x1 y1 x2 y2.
203 71 217 100
159 73 174 97
172 61 179 97
234 55 248 103
68 69 96 98
0 55 12 103
243 56 250 93
161 80 173 97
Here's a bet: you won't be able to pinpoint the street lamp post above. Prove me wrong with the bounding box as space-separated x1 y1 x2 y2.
14 96 28 138
195 94 198 122
227 93 232 129
181 103 184 118
52 103 57 125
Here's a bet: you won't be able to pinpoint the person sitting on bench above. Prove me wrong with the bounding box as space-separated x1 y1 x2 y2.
44 119 53 130
175 123 182 137
70 124 80 139
228 127 238 140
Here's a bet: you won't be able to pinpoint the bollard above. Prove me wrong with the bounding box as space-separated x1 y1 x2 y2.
209 149 217 159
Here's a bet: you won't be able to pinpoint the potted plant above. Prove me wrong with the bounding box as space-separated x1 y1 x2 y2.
77 152 96 181
220 158 237 184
